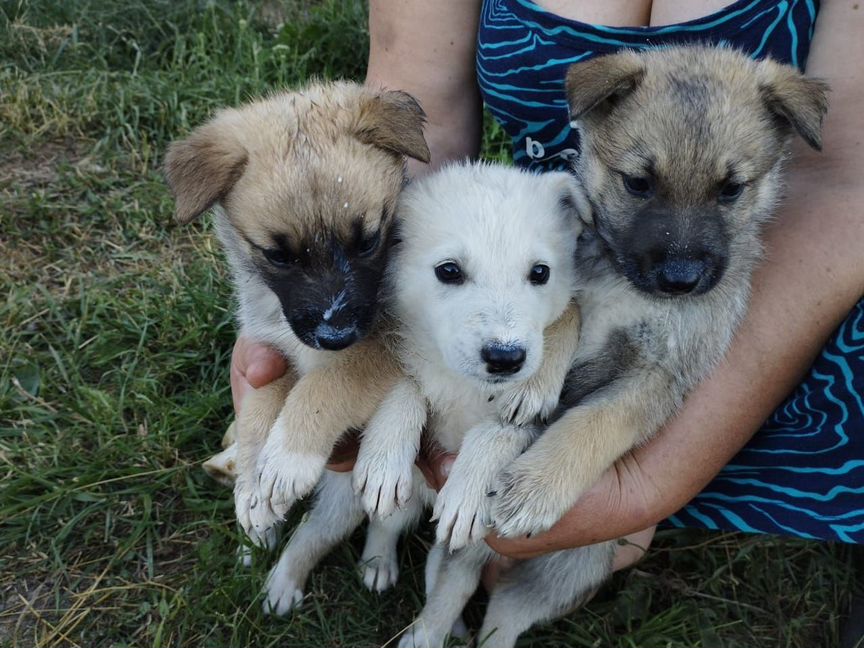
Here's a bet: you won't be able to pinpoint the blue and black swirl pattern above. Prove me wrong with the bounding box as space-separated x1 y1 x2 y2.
669 300 864 543
478 1 864 543
476 0 818 171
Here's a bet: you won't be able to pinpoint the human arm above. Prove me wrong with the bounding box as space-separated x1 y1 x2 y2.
366 0 484 176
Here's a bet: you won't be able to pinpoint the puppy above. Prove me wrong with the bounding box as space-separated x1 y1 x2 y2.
489 46 829 537
163 82 430 545
354 162 596 648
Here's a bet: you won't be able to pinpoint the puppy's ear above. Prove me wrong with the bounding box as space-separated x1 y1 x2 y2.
547 172 590 232
758 62 829 151
565 52 645 122
164 119 248 224
355 90 431 163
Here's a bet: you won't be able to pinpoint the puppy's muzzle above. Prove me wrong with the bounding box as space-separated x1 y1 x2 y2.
655 258 707 295
481 343 526 375
639 251 724 297
314 323 359 351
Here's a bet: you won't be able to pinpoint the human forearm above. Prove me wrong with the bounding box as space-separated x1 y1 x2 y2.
366 0 484 175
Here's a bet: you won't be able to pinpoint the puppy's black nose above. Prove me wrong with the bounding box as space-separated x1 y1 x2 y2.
656 259 705 295
315 324 358 350
481 344 526 375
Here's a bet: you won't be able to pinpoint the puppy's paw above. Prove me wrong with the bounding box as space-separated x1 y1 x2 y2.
234 480 283 548
353 437 417 518
496 380 559 426
262 575 304 616
353 453 414 519
255 433 326 521
398 625 446 648
432 469 491 552
359 552 399 593
490 460 571 538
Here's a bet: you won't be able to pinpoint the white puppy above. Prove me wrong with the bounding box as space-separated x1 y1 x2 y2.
352 162 612 648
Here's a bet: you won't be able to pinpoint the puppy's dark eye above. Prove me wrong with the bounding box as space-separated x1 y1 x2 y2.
529 264 550 285
435 262 464 285
718 180 745 203
358 230 381 257
622 174 654 198
263 248 291 267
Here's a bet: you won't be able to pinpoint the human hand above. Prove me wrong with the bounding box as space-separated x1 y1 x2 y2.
419 442 652 581
230 336 288 415
484 450 659 560
414 441 656 559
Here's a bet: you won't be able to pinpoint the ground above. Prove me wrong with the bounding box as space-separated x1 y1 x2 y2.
0 1 856 646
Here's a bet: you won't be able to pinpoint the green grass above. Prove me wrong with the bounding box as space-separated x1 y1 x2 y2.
0 1 856 646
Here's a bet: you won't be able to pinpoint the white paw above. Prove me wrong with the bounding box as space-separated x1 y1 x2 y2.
432 470 491 552
262 566 305 616
234 480 283 547
359 552 399 593
254 433 326 525
496 380 559 426
489 461 570 538
398 625 446 648
353 452 414 519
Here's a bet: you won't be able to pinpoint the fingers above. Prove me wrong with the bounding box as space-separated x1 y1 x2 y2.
230 337 288 414
326 431 361 472
415 444 455 491
480 556 516 592
245 345 288 388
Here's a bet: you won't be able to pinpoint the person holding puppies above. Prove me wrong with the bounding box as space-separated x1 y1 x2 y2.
232 0 863 638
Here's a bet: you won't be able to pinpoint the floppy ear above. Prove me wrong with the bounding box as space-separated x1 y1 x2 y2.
163 119 248 224
565 51 645 122
546 172 590 232
758 62 829 150
354 90 431 163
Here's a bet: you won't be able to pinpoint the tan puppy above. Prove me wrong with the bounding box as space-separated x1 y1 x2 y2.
164 82 429 544
490 46 829 538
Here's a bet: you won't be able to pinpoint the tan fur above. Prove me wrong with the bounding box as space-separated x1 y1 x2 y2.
234 371 297 488
491 46 829 537
270 338 400 458
165 82 428 244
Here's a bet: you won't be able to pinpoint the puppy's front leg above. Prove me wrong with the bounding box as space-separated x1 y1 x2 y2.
433 421 538 552
254 340 400 528
234 371 296 547
491 367 676 537
497 302 580 425
353 377 427 518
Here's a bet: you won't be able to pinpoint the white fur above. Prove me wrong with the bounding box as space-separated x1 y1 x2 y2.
262 470 429 616
357 164 583 522
354 378 426 518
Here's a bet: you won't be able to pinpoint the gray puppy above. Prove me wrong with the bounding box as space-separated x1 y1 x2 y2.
490 46 829 540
